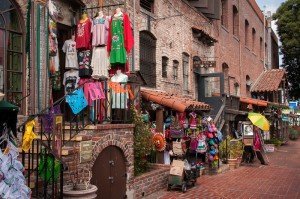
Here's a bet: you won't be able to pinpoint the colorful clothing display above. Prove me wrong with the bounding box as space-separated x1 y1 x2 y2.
62 39 78 69
91 47 110 79
0 141 31 198
75 18 92 50
92 16 110 46
66 88 88 114
189 112 197 130
63 69 79 94
83 82 106 106
110 72 128 109
77 50 92 77
107 13 134 64
21 120 37 152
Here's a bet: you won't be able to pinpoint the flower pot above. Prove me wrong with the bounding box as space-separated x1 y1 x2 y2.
63 184 98 199
228 158 238 170
236 157 242 167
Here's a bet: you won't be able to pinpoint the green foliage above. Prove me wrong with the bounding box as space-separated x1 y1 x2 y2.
273 0 300 99
264 138 283 147
229 139 243 159
219 135 243 160
131 106 153 176
289 127 300 140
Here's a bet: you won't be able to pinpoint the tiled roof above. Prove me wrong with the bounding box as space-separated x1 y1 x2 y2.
240 97 268 107
251 69 285 92
141 88 211 112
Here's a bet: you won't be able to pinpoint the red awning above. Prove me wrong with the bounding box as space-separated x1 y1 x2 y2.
240 97 268 107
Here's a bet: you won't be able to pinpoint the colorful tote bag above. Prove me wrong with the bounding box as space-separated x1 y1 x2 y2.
66 88 88 114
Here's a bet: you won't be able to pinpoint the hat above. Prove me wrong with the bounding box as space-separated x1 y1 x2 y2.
152 133 166 152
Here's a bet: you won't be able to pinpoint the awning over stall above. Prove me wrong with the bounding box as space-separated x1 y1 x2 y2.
141 88 211 112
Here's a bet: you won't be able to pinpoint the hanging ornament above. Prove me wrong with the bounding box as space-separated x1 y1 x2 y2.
152 133 166 152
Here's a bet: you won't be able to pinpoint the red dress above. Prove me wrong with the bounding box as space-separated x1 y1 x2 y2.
75 18 92 50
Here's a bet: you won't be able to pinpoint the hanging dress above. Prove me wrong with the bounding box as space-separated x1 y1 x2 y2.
109 14 127 64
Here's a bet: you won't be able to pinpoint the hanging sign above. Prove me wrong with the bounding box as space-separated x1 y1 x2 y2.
80 140 93 163
193 56 216 68
52 115 63 157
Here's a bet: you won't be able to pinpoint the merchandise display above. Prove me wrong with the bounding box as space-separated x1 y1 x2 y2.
91 47 109 79
75 12 92 50
110 70 128 109
62 36 79 69
92 11 110 46
63 69 79 94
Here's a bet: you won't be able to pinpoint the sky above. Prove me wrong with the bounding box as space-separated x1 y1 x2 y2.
256 0 286 65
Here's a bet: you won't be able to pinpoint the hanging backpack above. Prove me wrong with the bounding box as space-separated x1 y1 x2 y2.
196 139 207 153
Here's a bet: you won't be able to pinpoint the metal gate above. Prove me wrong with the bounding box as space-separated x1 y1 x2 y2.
92 146 127 199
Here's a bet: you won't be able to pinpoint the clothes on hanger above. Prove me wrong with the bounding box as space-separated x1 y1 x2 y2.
62 37 78 69
91 46 110 79
110 70 128 109
75 15 92 50
63 69 79 94
21 120 37 152
92 15 110 46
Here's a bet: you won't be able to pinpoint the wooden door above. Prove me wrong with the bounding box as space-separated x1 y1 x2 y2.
92 146 127 199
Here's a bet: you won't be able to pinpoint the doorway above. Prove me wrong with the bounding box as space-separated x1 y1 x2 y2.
92 146 127 199
52 23 73 102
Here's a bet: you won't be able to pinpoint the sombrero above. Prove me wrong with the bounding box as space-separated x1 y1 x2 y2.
152 133 166 152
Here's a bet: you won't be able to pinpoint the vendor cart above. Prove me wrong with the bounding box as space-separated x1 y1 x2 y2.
167 160 200 192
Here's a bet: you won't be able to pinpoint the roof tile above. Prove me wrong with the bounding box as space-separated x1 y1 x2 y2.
251 69 285 92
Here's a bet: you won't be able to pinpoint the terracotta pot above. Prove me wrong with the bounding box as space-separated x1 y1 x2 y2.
236 157 242 167
63 184 98 199
228 158 238 170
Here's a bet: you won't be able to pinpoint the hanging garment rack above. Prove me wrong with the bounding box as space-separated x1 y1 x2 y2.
81 3 125 11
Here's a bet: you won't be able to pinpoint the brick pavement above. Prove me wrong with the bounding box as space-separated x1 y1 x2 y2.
145 139 300 199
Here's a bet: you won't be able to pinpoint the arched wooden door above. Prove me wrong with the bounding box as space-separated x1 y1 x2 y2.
92 146 127 199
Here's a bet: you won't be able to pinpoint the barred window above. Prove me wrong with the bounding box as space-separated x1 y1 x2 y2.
173 60 179 81
162 56 168 78
182 53 189 91
140 0 154 13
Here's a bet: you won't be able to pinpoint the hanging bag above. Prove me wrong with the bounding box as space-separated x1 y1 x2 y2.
172 141 184 156
196 139 207 153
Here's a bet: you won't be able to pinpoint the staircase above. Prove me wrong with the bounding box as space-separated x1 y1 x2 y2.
18 80 134 198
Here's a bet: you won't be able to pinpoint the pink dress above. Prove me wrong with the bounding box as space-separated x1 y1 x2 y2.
92 16 110 46
83 82 105 105
189 112 197 129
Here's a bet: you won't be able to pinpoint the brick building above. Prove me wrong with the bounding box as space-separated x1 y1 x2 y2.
0 0 281 198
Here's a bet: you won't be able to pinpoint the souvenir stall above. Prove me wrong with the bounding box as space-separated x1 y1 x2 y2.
46 0 134 123
140 89 222 172
0 100 31 198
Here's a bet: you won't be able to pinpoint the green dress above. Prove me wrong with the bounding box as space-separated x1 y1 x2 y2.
110 14 127 64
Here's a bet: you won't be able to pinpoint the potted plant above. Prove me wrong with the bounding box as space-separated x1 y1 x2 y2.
63 149 98 199
228 139 243 170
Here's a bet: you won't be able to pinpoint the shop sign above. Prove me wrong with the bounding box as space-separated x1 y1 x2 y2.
282 115 289 122
282 109 293 114
193 57 216 68
80 140 93 163
52 114 63 157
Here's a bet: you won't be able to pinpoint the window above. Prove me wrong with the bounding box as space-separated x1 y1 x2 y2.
246 75 251 92
162 56 168 78
182 53 189 91
260 37 263 59
222 63 229 94
173 60 179 81
140 31 157 87
252 28 256 52
233 6 239 36
234 82 240 96
0 0 24 109
245 20 249 46
221 0 228 28
265 43 268 65
140 0 154 13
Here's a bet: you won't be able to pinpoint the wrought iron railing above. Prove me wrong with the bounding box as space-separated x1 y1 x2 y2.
18 79 136 198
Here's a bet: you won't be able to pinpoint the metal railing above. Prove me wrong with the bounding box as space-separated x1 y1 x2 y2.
19 79 136 198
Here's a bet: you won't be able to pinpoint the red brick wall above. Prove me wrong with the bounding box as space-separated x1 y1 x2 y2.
132 164 169 199
215 0 267 97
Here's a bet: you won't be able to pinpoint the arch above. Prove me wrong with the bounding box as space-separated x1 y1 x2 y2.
182 52 189 91
245 19 249 46
0 0 25 111
252 28 256 51
232 5 239 36
140 30 157 87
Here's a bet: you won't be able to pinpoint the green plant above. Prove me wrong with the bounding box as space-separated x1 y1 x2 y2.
229 139 243 159
131 106 153 176
289 127 299 140
219 135 232 161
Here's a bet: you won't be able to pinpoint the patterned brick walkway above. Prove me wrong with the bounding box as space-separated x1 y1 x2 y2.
146 139 300 199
